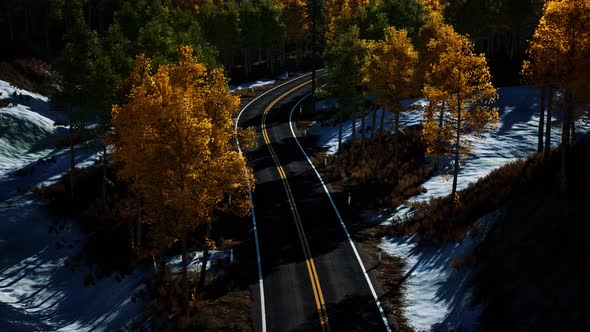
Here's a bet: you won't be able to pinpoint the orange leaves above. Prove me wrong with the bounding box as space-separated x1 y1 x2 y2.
422 24 498 182
281 0 309 42
111 45 254 242
365 26 418 111
524 0 590 97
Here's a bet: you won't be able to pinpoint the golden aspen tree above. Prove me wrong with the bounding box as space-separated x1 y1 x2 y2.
364 26 418 163
326 0 354 45
423 0 442 11
278 0 309 66
524 0 590 190
417 10 447 84
521 60 550 155
417 11 453 169
325 0 369 29
423 27 499 210
323 25 369 154
111 46 254 310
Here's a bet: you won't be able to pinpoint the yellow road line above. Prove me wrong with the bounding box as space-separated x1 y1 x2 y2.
261 81 331 331
277 166 286 179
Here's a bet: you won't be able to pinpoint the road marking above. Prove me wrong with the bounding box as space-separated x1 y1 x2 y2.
288 93 394 332
277 166 287 179
261 81 331 332
235 72 313 332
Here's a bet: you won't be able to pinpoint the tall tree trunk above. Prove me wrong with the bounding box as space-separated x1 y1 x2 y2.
128 216 135 250
562 92 571 145
69 116 75 200
439 101 445 128
198 243 210 291
181 219 189 312
570 106 576 143
451 103 462 213
271 48 275 76
560 92 573 192
282 40 286 67
136 198 143 248
102 144 107 210
393 109 401 164
243 48 249 78
158 239 166 276
266 48 271 73
537 86 546 153
544 87 553 161
199 224 212 291
338 118 343 155
372 106 377 138
295 41 301 67
361 107 366 152
351 109 356 141
379 107 385 137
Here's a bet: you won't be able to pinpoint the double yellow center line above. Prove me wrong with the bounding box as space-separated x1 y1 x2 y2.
261 81 331 332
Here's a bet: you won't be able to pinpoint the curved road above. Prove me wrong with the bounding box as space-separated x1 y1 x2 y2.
237 74 392 332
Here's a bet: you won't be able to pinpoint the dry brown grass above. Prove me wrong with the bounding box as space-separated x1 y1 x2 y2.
394 149 555 243
397 140 590 244
321 126 430 210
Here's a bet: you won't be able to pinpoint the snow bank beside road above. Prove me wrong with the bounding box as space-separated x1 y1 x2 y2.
307 86 589 221
308 98 426 155
230 79 276 93
379 209 502 331
0 80 146 331
308 86 590 331
377 86 589 331
388 86 590 221
0 80 63 178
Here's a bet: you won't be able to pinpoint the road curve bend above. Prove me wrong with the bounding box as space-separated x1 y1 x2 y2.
236 75 392 332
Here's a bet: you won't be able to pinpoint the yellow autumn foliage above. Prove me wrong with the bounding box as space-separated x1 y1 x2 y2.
111 45 254 244
523 0 590 100
422 26 499 205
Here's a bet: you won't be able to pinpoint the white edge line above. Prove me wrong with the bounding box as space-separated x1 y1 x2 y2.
234 73 312 332
288 93 393 332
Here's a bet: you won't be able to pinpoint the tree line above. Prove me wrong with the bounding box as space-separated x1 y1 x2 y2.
322 0 590 211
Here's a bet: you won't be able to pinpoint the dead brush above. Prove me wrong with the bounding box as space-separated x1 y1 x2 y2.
324 126 429 209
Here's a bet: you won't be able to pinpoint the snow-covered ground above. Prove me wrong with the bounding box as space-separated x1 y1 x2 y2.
167 250 234 274
1 80 240 331
230 79 277 93
379 208 502 332
309 98 426 155
308 86 590 331
0 81 146 331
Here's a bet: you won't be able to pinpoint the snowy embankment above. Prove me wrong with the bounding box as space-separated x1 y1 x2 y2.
229 79 277 93
167 250 233 275
378 208 503 332
309 98 426 155
308 86 590 331
0 80 145 331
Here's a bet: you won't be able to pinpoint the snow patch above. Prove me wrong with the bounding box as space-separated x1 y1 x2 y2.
1 81 145 331
379 209 502 331
230 80 276 93
309 86 590 330
167 250 233 275
308 98 426 155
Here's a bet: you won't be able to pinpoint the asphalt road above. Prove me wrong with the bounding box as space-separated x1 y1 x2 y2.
237 74 390 332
